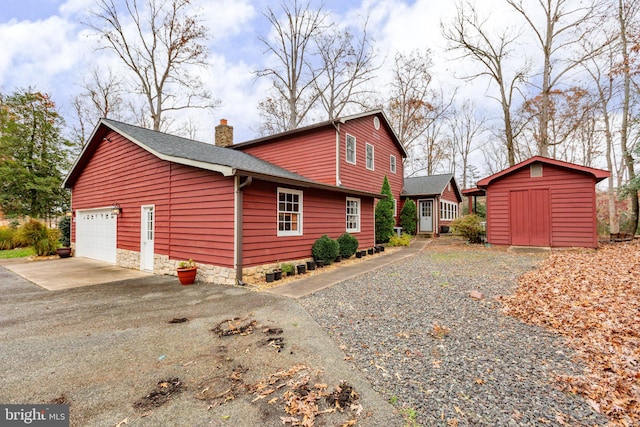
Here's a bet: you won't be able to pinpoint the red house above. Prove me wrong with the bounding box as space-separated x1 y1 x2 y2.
63 110 408 284
401 174 462 236
475 156 609 248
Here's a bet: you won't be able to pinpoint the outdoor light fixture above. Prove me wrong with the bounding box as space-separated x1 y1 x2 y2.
65 211 73 217
111 203 122 215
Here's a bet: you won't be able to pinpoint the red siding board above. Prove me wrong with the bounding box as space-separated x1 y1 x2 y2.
242 180 375 267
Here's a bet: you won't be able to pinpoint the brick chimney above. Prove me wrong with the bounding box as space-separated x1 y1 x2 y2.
215 119 233 147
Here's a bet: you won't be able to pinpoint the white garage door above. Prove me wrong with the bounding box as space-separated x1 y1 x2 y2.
76 209 117 263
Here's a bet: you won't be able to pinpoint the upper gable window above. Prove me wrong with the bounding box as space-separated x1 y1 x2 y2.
530 164 543 177
346 134 356 165
373 116 380 130
277 188 303 236
390 155 397 174
366 143 374 170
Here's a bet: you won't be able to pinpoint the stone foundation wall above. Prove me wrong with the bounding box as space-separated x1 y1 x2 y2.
116 249 236 285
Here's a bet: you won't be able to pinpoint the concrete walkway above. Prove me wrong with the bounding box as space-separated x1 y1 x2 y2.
265 238 429 299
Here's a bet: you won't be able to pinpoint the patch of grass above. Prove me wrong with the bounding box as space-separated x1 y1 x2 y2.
400 406 419 427
0 247 36 259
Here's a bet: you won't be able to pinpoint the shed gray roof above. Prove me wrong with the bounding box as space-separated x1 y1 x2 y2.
64 119 384 199
402 174 457 197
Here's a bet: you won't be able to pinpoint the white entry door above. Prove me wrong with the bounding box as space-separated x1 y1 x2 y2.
140 205 154 271
419 200 433 233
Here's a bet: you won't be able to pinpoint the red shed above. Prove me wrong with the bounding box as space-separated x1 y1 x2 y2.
477 156 609 248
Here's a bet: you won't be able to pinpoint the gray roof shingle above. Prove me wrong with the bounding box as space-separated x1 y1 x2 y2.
402 174 455 196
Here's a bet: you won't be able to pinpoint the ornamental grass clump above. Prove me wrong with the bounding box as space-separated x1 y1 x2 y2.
337 232 359 259
311 234 339 265
0 225 17 250
14 219 60 256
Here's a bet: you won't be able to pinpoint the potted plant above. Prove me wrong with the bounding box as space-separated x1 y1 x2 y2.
56 216 72 258
177 259 197 285
306 260 316 271
265 271 275 282
334 255 342 263
316 259 325 268
368 247 374 255
281 263 295 276
296 264 306 274
273 268 282 280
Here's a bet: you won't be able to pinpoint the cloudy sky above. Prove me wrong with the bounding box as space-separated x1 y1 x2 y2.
0 0 524 146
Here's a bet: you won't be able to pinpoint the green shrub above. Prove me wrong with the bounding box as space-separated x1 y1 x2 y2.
450 214 484 244
388 232 412 246
375 176 395 243
337 233 359 258
280 262 295 275
0 226 17 250
399 199 417 235
58 216 71 247
311 234 340 265
14 219 60 256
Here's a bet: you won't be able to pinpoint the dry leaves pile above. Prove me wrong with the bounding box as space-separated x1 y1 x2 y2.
503 240 640 427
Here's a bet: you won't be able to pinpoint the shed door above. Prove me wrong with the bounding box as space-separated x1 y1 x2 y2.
509 189 550 246
76 209 117 263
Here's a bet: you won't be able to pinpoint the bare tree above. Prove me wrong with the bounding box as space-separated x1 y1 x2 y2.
506 0 603 157
256 0 328 132
448 100 487 189
616 0 639 232
86 0 217 131
442 1 528 166
72 67 126 147
386 50 435 154
312 15 379 120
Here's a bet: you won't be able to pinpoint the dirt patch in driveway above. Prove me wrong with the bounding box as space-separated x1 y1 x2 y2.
0 271 402 427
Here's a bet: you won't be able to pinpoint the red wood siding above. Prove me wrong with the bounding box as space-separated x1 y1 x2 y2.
238 130 337 185
242 179 375 267
485 164 598 248
339 116 404 201
168 164 235 267
70 130 236 267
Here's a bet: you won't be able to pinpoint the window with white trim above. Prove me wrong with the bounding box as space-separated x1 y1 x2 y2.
277 188 303 236
346 197 360 232
366 143 374 170
390 155 396 173
346 134 356 164
393 199 397 217
439 200 459 221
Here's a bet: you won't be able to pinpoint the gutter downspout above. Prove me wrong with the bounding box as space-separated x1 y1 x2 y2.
332 121 341 186
235 175 253 285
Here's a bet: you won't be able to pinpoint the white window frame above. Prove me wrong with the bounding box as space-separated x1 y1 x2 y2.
346 197 361 233
346 134 356 165
277 188 303 236
366 143 374 170
439 200 459 221
390 155 396 174
393 199 397 217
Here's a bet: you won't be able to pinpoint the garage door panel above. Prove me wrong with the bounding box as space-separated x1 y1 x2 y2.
76 209 117 263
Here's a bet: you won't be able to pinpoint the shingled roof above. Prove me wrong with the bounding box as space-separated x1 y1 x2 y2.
402 174 460 201
63 119 383 198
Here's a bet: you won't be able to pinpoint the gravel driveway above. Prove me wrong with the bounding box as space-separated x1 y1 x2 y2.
299 243 609 426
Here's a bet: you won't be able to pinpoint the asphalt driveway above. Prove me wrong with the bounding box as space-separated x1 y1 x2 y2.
0 264 402 426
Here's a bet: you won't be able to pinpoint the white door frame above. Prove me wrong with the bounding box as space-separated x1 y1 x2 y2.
418 199 434 233
140 205 155 271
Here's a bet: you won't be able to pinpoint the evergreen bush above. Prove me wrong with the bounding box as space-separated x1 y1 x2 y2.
337 233 359 258
58 216 71 247
399 199 417 235
311 234 340 265
375 176 395 243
